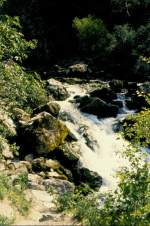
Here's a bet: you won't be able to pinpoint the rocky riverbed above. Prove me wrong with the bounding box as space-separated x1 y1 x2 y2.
0 78 149 225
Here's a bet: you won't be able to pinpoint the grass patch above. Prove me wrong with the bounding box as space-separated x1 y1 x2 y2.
0 215 14 226
0 173 31 216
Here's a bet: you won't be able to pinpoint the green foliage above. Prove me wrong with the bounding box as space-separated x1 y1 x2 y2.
111 0 150 16
122 109 150 146
0 61 47 111
0 7 47 111
57 147 150 226
0 0 6 7
136 23 150 56
0 123 10 138
14 172 28 190
0 15 37 62
114 24 136 47
0 173 30 216
0 215 14 226
73 16 116 57
9 188 31 216
0 173 10 199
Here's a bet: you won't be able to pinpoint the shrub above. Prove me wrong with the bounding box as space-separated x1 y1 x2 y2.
0 173 10 199
0 61 47 111
0 215 14 226
9 189 31 216
73 16 116 58
122 109 150 146
0 173 31 216
0 15 37 62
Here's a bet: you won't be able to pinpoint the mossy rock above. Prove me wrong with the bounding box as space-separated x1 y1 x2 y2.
19 112 69 155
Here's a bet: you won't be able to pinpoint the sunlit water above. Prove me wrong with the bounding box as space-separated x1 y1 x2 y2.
58 84 136 191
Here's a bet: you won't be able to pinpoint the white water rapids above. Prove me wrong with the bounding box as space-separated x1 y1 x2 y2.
58 83 135 191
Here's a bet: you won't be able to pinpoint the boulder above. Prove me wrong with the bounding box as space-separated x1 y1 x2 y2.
46 79 69 101
28 173 45 190
75 95 91 108
53 142 80 169
68 63 89 75
20 112 69 155
138 82 150 94
80 97 119 118
90 87 117 103
32 157 62 172
43 178 75 194
33 102 60 118
7 161 31 174
76 167 102 190
109 80 126 92
126 95 149 110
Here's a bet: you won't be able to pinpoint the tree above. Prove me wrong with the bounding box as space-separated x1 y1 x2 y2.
73 16 116 58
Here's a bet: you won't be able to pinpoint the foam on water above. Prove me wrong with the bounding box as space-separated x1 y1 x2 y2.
58 84 135 191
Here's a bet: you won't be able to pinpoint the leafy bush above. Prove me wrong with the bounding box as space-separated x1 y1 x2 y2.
9 188 31 216
114 24 136 47
122 109 150 146
0 173 31 216
13 172 28 190
0 9 47 111
0 61 47 111
0 215 14 226
0 173 10 199
73 16 116 58
0 15 37 62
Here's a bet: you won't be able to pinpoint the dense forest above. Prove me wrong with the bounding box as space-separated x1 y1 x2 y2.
0 0 150 225
3 0 150 79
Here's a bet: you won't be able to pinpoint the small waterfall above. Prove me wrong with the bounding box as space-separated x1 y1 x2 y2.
58 84 135 191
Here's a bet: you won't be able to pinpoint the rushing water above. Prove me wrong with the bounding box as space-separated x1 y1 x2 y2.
58 83 135 191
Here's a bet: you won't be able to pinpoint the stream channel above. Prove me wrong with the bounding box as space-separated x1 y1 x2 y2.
56 81 143 192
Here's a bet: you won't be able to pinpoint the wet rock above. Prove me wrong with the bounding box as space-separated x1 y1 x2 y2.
126 95 149 110
43 178 75 194
76 167 102 190
75 95 91 108
46 79 69 101
138 82 150 94
20 112 69 155
80 97 119 118
54 142 80 169
83 132 97 150
33 102 60 118
59 111 76 123
90 87 117 103
112 100 123 108
109 80 126 92
67 131 78 142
